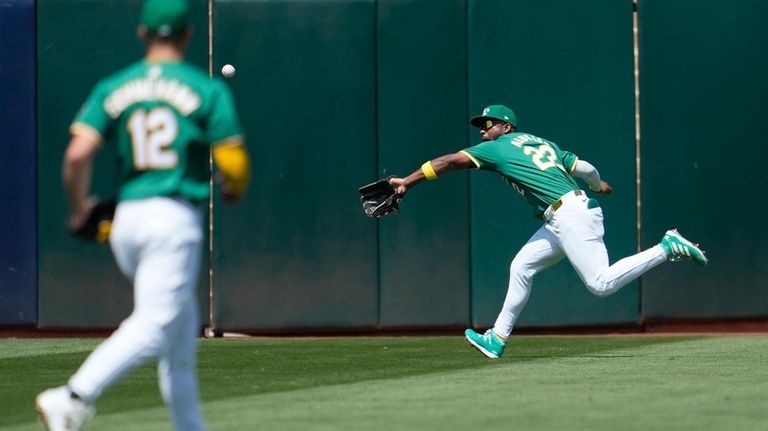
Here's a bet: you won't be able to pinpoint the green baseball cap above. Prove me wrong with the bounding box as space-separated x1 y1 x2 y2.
140 0 189 37
470 104 518 128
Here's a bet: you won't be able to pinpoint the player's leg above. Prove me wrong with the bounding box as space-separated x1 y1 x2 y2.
551 202 666 297
157 240 206 431
465 225 564 358
68 199 204 407
66 313 166 400
125 198 205 431
159 299 205 431
493 226 564 336
66 201 168 402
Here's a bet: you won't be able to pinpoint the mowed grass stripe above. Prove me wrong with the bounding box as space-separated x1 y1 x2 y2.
1 336 766 430
0 339 100 360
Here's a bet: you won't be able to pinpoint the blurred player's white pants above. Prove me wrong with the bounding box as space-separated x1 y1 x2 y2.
68 197 206 431
493 191 667 338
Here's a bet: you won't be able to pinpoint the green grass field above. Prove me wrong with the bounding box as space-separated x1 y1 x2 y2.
1 335 766 430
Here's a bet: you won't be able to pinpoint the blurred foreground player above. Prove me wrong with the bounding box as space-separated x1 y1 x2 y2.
36 0 250 429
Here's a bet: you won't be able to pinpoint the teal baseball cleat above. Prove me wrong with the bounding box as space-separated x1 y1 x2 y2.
465 328 507 359
660 229 708 266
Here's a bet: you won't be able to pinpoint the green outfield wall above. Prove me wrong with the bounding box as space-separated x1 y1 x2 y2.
29 0 768 331
210 0 380 330
375 0 471 328
638 0 768 320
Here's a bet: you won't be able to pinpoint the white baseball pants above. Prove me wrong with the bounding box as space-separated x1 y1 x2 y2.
68 197 206 431
493 191 668 338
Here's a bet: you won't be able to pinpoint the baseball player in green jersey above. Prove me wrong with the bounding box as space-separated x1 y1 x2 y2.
36 1 250 430
390 104 707 360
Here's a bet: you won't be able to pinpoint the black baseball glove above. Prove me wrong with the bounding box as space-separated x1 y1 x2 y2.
70 198 117 243
358 178 402 218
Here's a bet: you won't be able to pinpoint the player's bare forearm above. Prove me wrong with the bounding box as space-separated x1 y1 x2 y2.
62 159 93 229
62 135 100 227
392 169 427 192
390 152 474 195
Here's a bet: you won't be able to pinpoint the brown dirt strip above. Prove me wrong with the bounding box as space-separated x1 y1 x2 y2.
1 319 767 339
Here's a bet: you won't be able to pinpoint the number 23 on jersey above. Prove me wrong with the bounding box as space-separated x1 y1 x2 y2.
523 144 565 172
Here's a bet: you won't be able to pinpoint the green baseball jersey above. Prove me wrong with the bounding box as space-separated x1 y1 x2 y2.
71 60 242 202
462 132 580 217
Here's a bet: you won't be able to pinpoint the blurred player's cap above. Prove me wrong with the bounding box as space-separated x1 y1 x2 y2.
470 105 518 128
140 0 189 37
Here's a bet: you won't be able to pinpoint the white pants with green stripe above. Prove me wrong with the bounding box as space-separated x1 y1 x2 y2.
493 192 668 338
68 197 206 431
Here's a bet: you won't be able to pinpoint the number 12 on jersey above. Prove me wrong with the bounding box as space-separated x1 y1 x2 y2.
127 107 179 170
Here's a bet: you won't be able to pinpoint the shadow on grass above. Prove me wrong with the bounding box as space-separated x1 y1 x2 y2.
0 335 698 426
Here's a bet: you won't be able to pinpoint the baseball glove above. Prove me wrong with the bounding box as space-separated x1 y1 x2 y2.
70 198 117 243
358 177 402 218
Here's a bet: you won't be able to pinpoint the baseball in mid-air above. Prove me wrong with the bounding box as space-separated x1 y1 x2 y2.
221 64 236 78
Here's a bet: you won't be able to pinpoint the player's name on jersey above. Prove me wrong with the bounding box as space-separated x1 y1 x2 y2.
104 78 201 119
509 134 547 148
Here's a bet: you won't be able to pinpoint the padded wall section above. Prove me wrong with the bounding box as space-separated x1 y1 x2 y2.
212 0 379 330
639 0 768 319
467 0 639 328
376 0 470 327
0 0 37 325
37 0 210 327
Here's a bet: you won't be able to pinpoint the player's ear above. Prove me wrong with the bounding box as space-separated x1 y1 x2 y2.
137 25 149 42
177 28 192 50
180 28 193 49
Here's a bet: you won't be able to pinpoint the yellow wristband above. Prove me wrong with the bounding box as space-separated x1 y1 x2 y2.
421 161 438 180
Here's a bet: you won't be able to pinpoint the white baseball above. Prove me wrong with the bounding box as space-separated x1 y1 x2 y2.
221 64 236 78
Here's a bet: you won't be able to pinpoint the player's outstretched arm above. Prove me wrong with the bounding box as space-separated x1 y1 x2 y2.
389 152 475 195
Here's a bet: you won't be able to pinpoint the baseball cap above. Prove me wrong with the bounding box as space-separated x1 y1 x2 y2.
140 0 189 37
470 105 518 128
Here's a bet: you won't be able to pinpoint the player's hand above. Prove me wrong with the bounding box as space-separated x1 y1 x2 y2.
215 172 245 204
68 211 90 232
388 177 408 195
221 185 242 204
596 180 613 195
67 197 95 231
